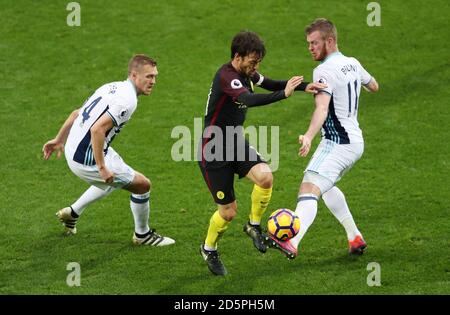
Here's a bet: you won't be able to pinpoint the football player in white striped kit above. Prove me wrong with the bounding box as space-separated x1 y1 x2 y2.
42 54 175 246
270 19 379 259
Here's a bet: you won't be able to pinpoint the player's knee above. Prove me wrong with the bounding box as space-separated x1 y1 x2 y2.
134 175 151 194
143 177 151 192
221 212 236 221
301 171 335 197
299 182 321 197
258 172 273 189
219 203 237 221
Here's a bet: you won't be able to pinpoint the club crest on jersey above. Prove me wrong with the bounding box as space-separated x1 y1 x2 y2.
235 101 247 109
120 109 128 117
109 85 117 94
318 77 327 84
231 79 243 89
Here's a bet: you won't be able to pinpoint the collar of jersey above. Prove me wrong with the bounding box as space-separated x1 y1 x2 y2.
321 51 342 64
126 78 138 95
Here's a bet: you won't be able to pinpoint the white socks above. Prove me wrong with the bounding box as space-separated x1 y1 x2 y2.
322 186 361 240
290 194 319 249
130 192 150 235
71 186 115 216
70 186 151 236
289 186 362 249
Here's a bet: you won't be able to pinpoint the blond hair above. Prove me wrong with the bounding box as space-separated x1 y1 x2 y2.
128 54 157 75
305 18 337 42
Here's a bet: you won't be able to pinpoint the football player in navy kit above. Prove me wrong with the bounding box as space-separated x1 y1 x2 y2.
199 31 326 275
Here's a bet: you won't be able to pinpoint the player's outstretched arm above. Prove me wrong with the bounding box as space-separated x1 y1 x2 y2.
42 108 79 160
90 114 115 183
237 76 303 107
298 92 330 157
257 75 326 94
258 75 307 91
363 77 379 92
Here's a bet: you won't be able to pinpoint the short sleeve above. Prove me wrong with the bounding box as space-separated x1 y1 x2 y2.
107 96 133 126
220 68 250 101
359 64 372 85
352 58 372 85
313 68 334 95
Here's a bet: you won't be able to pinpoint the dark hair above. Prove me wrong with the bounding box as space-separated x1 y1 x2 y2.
305 18 337 42
230 31 266 59
128 54 157 74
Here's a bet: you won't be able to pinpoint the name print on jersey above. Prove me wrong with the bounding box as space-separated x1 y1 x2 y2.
341 64 357 75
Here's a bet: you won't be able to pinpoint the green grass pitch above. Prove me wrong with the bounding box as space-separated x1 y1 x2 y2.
0 0 449 294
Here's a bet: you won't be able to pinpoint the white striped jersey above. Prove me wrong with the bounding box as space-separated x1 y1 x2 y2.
65 79 138 165
313 52 372 144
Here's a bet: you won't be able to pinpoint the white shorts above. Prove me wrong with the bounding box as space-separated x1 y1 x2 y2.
66 147 135 190
303 139 364 194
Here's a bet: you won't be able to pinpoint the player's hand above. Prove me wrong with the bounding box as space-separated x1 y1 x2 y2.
305 82 328 94
99 166 115 184
42 139 64 160
298 134 312 157
284 76 303 98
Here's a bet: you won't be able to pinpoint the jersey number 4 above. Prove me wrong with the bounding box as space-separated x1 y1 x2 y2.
82 96 102 124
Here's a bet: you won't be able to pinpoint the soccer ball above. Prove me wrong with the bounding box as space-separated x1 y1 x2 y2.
267 208 300 241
